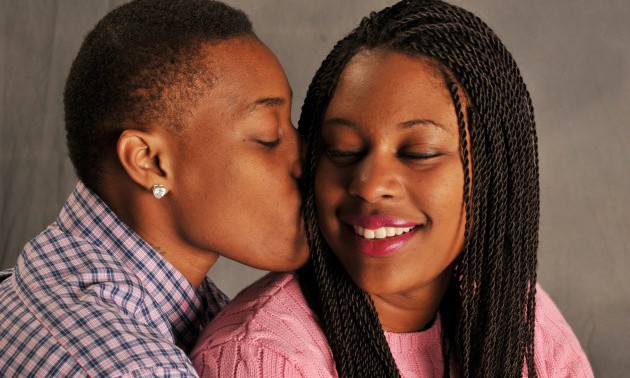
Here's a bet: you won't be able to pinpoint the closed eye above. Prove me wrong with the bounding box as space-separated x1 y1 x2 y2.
326 149 362 158
257 138 281 148
398 152 442 160
324 148 365 165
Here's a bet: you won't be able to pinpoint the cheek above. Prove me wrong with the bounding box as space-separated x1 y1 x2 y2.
174 141 258 220
424 161 467 251
408 159 466 253
174 159 236 233
423 160 464 215
314 173 331 222
314 165 345 236
314 161 345 202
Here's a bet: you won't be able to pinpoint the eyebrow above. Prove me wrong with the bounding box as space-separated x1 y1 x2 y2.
322 117 357 129
399 119 451 134
248 96 286 111
246 89 293 114
323 117 451 134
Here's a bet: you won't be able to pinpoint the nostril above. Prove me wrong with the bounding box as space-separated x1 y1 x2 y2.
348 175 401 203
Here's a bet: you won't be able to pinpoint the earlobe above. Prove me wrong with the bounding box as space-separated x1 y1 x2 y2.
117 129 171 193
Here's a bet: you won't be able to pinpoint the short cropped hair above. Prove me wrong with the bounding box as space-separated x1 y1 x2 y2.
64 0 253 190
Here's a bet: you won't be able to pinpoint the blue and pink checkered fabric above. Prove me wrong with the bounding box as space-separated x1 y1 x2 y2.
0 181 229 377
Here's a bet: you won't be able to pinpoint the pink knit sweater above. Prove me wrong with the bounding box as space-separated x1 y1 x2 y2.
191 273 593 377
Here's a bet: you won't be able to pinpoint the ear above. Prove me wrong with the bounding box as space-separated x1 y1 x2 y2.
117 129 173 194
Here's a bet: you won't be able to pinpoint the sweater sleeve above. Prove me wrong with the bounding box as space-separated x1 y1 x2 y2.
533 286 594 378
193 340 329 378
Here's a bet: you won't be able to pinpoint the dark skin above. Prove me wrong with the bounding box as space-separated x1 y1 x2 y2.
99 36 309 289
315 50 468 332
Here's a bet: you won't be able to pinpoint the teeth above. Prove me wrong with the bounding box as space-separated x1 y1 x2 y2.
353 225 414 239
374 228 386 239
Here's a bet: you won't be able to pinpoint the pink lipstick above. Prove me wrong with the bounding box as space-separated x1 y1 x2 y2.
342 215 420 256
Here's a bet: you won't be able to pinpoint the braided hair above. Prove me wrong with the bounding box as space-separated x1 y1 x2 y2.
297 1 539 377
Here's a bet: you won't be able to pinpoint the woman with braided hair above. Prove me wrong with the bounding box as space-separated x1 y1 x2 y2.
191 1 593 377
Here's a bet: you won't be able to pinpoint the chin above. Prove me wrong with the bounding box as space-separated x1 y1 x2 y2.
267 254 310 272
243 248 309 272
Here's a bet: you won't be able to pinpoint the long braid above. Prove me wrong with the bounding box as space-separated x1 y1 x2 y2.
447 79 473 378
298 21 402 377
298 1 539 377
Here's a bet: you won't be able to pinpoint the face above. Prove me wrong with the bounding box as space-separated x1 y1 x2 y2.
315 50 467 299
167 37 308 271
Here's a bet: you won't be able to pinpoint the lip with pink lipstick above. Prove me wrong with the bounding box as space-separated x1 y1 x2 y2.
342 215 420 256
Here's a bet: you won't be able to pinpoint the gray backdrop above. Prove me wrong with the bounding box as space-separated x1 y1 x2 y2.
1 1 628 376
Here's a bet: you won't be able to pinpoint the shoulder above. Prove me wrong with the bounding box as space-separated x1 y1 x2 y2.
24 222 129 275
1 225 194 376
533 284 594 378
17 223 148 317
0 270 81 376
191 272 336 378
194 272 321 348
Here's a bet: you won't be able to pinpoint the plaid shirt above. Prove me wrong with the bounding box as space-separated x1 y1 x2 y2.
0 182 229 377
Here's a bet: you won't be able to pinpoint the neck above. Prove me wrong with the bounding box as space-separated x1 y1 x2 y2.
97 171 218 289
133 221 219 289
372 269 452 333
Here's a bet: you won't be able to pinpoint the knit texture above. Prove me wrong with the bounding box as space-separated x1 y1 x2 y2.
191 272 593 378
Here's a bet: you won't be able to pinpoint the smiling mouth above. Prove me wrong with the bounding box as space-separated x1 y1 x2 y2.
352 225 416 240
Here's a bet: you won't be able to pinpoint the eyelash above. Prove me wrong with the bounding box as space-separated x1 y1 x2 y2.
325 149 362 158
325 149 441 160
398 152 442 160
258 138 281 148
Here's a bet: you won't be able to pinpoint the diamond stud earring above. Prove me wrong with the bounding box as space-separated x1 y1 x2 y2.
152 184 167 199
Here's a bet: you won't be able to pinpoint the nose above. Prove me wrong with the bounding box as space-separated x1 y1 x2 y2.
287 125 303 180
348 153 402 203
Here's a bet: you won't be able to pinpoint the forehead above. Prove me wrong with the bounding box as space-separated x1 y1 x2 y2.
325 49 457 135
198 37 291 114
